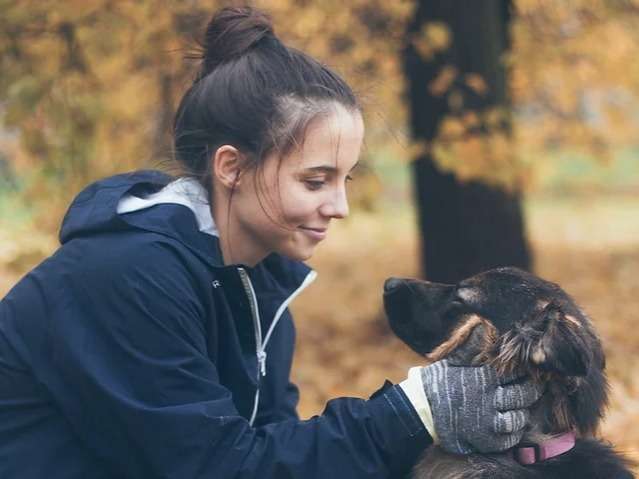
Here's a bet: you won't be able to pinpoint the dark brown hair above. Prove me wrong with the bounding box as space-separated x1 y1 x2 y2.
173 6 361 195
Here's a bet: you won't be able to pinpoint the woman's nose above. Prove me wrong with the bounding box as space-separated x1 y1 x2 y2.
320 188 349 219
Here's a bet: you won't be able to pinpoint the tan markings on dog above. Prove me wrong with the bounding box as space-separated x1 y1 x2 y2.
425 314 498 364
564 314 582 327
549 383 574 432
492 329 529 375
531 346 547 364
472 320 499 364
493 331 546 383
537 299 550 310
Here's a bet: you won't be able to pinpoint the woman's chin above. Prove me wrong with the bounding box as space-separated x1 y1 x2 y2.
278 243 317 262
273 230 327 262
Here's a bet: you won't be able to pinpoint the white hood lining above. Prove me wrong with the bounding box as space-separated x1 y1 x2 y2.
117 177 219 237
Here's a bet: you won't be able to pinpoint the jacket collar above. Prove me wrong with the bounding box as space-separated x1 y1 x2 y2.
117 176 218 237
59 170 314 296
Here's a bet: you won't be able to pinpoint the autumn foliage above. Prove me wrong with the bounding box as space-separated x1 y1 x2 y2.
1 0 638 468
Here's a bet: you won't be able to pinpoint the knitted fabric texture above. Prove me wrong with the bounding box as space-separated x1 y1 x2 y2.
421 359 543 454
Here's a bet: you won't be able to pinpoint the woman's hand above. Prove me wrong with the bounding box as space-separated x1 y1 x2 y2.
402 359 544 455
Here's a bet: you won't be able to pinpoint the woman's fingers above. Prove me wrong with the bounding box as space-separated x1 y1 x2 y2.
494 380 545 411
494 409 529 434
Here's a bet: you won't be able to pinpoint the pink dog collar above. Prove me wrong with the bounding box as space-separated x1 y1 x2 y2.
513 431 576 465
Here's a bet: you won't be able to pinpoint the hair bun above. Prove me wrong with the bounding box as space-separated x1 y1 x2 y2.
200 7 274 76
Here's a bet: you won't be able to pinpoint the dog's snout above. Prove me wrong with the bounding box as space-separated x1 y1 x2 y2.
384 278 404 293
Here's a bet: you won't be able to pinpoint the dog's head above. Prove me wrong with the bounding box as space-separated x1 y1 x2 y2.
383 267 608 436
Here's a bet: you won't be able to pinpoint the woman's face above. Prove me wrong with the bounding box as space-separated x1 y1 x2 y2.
231 105 364 264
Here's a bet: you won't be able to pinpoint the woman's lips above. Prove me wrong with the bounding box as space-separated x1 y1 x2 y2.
298 226 328 241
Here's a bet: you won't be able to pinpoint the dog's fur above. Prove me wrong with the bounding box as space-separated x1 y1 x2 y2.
383 267 635 479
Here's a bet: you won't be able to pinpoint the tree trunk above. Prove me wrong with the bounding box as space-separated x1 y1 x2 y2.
152 71 175 164
403 0 531 284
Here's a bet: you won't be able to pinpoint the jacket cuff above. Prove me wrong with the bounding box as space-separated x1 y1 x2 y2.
366 381 432 470
399 366 439 443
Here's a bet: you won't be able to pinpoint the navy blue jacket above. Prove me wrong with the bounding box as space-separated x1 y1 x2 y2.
0 171 431 478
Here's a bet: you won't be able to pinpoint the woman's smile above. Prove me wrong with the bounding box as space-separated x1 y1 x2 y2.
298 225 328 241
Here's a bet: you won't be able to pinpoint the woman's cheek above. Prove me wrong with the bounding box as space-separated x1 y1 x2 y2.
282 186 321 223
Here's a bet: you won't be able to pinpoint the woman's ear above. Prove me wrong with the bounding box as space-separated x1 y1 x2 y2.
212 145 242 190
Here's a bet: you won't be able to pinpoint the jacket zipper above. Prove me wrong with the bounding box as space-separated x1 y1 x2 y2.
237 267 263 426
236 267 317 427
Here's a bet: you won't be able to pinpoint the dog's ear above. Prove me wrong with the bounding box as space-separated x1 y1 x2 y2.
498 303 593 377
528 304 592 376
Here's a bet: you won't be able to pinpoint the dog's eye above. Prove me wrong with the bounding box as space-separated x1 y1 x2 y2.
443 298 468 318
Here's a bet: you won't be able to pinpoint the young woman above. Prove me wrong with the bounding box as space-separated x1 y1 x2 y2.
0 7 542 478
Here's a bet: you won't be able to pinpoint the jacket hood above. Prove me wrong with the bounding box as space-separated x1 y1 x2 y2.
58 170 312 288
59 170 173 245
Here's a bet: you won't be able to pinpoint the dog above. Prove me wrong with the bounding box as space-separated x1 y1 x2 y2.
383 267 634 479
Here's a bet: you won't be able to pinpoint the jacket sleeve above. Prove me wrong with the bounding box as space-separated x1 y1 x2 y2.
38 238 432 479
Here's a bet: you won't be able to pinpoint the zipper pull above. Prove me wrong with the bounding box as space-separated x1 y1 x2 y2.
257 350 267 376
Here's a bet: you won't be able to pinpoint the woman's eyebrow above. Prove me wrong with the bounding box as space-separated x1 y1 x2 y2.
303 161 360 174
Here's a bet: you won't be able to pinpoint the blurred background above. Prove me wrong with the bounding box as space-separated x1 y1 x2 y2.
1 0 638 465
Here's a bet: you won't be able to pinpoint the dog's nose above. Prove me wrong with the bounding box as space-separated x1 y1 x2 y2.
384 278 403 292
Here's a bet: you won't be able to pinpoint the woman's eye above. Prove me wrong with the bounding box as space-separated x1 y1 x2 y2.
304 180 326 190
303 175 352 190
